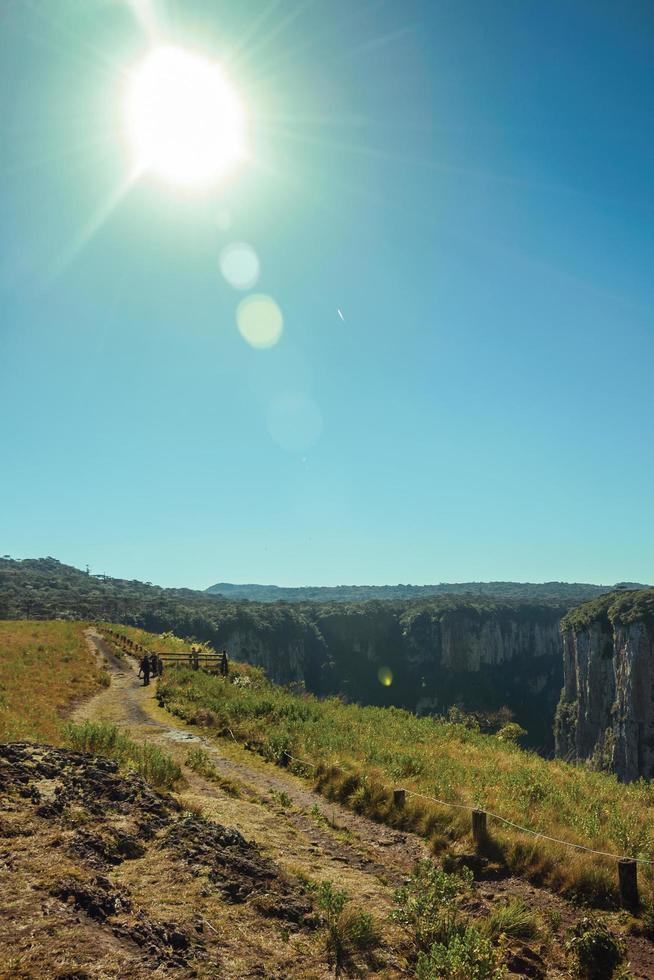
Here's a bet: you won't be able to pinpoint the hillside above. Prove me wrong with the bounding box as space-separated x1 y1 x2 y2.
4 620 654 978
206 580 644 603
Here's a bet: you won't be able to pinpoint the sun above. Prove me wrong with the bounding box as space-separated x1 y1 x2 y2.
126 46 247 188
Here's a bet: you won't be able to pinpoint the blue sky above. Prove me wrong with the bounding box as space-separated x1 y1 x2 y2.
1 0 653 589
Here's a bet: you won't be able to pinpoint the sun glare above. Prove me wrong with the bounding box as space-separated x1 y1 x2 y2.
126 46 247 187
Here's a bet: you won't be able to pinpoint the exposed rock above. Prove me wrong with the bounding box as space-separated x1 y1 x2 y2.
555 589 654 780
0 742 317 976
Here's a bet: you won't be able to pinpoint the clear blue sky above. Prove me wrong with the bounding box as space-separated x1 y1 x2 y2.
1 1 653 589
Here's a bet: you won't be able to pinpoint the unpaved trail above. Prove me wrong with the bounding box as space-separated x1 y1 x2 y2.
77 630 654 979
77 630 425 923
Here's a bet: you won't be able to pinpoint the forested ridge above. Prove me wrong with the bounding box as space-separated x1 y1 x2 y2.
0 557 573 748
207 579 642 604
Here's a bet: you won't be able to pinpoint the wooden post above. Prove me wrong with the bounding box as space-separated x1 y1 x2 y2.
618 858 638 910
472 809 487 846
393 788 406 808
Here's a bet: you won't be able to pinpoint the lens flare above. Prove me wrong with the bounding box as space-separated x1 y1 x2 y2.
237 294 283 348
377 666 393 687
220 242 260 290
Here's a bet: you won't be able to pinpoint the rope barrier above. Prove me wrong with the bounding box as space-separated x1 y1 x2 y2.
283 750 318 769
101 631 653 871
404 790 654 866
283 750 653 867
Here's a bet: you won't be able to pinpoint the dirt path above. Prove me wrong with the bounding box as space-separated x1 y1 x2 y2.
76 631 428 901
77 630 654 979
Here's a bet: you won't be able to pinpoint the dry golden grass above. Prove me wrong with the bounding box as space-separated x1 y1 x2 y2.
0 620 101 742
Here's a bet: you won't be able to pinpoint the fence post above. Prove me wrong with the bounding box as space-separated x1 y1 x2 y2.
393 788 406 808
618 858 638 910
472 809 487 846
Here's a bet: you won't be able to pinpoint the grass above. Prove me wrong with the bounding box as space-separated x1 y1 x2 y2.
184 744 242 796
0 620 102 742
185 744 217 778
156 662 654 906
64 720 181 789
484 897 540 941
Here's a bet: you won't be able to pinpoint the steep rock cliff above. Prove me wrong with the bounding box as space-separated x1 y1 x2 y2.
306 599 566 749
555 589 654 780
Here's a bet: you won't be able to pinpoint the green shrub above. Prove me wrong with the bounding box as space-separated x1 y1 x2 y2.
392 861 473 951
635 899 654 939
417 923 506 979
566 916 625 979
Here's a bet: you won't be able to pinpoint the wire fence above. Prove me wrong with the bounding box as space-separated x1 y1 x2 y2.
102 629 649 903
283 751 653 868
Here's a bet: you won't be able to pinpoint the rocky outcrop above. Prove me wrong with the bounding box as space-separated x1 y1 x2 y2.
307 600 566 749
555 589 654 781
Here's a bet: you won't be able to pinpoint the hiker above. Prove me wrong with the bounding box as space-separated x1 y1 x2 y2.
157 655 164 678
192 647 200 671
149 653 158 677
138 655 150 686
220 648 229 678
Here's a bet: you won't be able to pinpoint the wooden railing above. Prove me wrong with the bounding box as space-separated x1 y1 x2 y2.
100 629 225 674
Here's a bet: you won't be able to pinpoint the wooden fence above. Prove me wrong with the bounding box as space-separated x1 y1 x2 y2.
101 629 225 675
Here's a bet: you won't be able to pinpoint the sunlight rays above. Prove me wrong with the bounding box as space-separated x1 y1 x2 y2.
44 166 142 286
125 0 161 43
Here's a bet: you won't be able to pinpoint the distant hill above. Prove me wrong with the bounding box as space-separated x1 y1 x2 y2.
205 580 646 603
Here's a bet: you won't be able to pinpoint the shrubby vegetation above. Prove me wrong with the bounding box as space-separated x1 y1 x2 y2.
157 659 654 905
565 916 625 979
561 588 654 633
393 863 506 979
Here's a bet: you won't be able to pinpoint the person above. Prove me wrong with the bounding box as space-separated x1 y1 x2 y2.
149 653 158 677
157 655 164 678
192 647 200 671
220 648 229 678
138 655 150 686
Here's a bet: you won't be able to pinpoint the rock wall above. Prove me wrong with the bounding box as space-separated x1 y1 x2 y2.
305 601 566 750
555 589 654 781
154 598 567 750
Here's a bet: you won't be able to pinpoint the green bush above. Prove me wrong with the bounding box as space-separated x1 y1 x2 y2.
392 861 473 951
417 923 506 979
566 916 625 979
